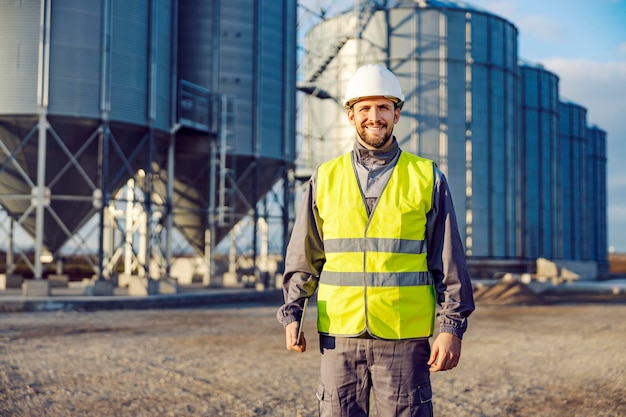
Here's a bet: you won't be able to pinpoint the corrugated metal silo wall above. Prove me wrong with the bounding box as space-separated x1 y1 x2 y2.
0 1 49 248
175 0 296 250
258 2 296 161
558 101 588 261
178 0 295 160
48 1 103 119
48 0 173 129
586 126 608 271
0 1 40 114
518 65 559 260
0 0 173 252
303 4 519 259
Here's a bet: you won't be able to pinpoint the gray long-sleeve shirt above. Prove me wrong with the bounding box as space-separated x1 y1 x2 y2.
277 138 475 339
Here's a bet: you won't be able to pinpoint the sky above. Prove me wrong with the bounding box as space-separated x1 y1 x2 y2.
300 0 626 253
464 0 626 252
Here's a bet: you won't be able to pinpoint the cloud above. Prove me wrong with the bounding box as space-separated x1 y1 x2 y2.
608 203 626 252
517 14 567 44
475 0 517 17
541 59 626 124
472 0 567 46
608 206 626 224
608 203 626 235
609 176 626 188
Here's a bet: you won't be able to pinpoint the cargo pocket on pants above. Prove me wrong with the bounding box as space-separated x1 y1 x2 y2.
394 383 433 417
317 383 339 417
410 382 433 417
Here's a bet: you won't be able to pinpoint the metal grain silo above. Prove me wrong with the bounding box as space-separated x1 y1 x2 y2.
0 0 173 276
518 63 559 260
299 0 519 260
171 0 296 254
558 100 588 260
586 125 608 275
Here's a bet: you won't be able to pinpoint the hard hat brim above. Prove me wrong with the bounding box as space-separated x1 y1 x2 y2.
344 96 404 110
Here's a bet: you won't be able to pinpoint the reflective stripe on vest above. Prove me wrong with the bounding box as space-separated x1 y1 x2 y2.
316 151 436 339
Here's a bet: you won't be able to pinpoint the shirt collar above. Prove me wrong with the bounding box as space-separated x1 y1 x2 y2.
353 137 400 167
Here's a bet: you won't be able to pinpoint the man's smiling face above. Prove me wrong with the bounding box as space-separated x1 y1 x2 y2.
348 97 400 149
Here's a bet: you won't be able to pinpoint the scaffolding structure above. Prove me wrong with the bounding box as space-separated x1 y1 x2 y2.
0 83 292 292
295 0 391 176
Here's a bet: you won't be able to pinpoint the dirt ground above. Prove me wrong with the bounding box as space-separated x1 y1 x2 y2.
1 300 625 417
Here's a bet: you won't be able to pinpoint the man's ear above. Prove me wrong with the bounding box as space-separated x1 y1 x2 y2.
347 109 356 126
394 108 401 124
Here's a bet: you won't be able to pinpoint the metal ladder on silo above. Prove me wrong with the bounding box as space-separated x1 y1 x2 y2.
204 93 235 286
300 0 379 86
306 35 351 83
216 94 236 227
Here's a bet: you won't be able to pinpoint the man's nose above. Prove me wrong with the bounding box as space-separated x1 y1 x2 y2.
367 108 382 120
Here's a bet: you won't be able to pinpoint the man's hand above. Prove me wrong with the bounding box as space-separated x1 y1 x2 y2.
285 321 306 353
428 332 462 372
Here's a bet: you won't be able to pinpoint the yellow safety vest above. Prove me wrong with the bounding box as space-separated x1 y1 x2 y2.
316 151 436 339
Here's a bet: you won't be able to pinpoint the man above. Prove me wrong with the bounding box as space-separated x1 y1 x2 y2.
277 64 475 417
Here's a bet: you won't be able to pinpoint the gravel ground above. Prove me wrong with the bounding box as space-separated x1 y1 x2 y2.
0 301 625 417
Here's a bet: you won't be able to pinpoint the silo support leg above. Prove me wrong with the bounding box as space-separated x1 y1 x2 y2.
23 114 50 296
203 229 213 287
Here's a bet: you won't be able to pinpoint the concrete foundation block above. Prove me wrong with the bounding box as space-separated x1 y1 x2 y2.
91 280 114 296
223 272 239 287
81 278 93 295
81 279 114 296
159 277 179 294
48 274 69 288
128 276 159 296
0 274 24 289
22 279 51 297
175 273 193 285
117 273 134 288
537 258 597 281
536 258 559 278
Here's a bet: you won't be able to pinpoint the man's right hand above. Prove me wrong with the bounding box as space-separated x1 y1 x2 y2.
285 321 306 352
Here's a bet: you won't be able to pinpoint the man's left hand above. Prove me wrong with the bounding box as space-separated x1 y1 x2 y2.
428 332 462 372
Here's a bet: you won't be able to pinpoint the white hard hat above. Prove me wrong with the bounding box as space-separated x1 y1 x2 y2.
343 64 405 110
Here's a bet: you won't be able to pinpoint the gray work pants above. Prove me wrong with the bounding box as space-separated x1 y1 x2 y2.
317 335 433 417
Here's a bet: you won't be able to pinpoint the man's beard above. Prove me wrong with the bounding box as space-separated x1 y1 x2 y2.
357 124 393 149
